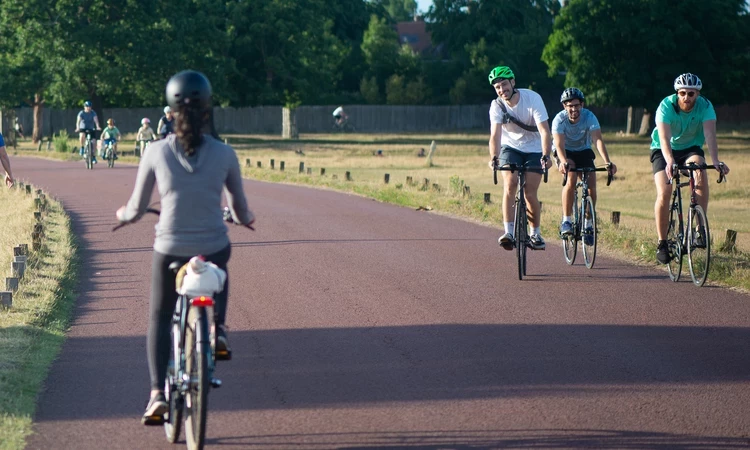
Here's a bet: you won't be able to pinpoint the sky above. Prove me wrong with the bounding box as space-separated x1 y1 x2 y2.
415 0 433 14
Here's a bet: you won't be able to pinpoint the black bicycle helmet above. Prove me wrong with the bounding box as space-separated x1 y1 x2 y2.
560 87 585 103
165 70 213 109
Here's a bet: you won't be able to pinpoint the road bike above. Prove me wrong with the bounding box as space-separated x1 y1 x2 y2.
332 117 355 133
493 161 548 280
114 207 253 450
665 162 726 286
77 129 97 170
559 164 613 269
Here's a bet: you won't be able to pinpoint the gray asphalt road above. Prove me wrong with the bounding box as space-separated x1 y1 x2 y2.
16 156 750 449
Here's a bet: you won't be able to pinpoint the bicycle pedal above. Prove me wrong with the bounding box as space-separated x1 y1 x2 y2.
142 415 166 426
210 378 222 388
216 349 232 361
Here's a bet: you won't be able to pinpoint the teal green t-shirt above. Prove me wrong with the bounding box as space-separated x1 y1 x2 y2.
650 94 716 151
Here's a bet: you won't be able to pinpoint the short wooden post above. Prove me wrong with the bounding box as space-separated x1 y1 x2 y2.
320 168 326 176
345 171 351 181
19 244 28 255
32 241 41 251
25 184 31 194
6 277 18 291
270 159 275 170
721 229 737 252
299 162 305 173
422 178 429 190
611 211 621 228
280 161 285 172
11 261 25 279
463 186 471 197
484 193 491 203
13 246 23 256
539 201 543 212
257 161 262 168
307 168 312 175
36 189 42 195
432 183 440 192
245 158 251 167
34 211 41 221
384 173 390 184
34 198 41 209
406 176 413 185
0 292 12 308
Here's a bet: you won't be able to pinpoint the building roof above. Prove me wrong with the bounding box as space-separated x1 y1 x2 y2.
395 20 432 54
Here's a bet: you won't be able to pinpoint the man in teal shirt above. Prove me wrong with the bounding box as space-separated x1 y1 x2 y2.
650 73 730 264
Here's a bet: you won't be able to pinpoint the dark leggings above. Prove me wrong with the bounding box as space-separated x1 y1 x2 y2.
148 245 231 390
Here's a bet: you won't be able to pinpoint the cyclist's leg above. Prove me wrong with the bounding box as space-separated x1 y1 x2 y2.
520 151 543 230
651 150 672 241
499 147 521 232
203 245 231 326
684 148 708 212
79 132 85 155
148 251 181 392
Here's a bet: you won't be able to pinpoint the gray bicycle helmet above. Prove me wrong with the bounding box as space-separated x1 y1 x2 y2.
560 87 585 103
165 70 213 109
673 73 702 91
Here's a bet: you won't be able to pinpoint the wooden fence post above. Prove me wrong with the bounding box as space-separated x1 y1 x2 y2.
0 292 11 308
406 176 413 185
6 277 18 291
280 161 285 172
484 193 491 203
256 161 262 168
720 229 737 253
245 158 251 167
270 159 275 170
611 211 621 228
320 168 326 176
384 173 390 184
463 186 471 197
345 171 351 181
299 162 305 173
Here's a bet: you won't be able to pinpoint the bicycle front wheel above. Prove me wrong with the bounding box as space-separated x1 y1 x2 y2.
185 307 210 450
581 196 597 269
666 201 683 282
107 146 115 168
85 142 93 170
515 197 528 280
688 205 710 286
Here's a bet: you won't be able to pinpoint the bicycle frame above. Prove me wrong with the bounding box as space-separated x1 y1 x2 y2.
79 129 96 170
493 162 547 280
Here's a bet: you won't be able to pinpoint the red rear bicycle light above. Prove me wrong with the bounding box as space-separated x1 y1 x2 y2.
190 296 215 307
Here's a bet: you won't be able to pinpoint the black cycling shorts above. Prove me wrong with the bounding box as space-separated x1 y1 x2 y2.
650 146 705 174
558 148 596 169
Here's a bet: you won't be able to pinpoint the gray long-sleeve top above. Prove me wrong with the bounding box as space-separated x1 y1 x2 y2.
118 134 254 257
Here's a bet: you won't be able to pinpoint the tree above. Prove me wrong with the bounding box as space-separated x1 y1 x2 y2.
361 14 401 92
427 0 561 104
372 0 418 21
543 0 750 134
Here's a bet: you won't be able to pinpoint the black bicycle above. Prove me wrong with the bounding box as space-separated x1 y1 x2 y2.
493 161 548 280
114 207 253 449
560 165 613 269
665 162 726 286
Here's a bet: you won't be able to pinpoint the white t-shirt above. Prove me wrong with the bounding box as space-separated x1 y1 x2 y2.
489 89 548 153
332 106 343 117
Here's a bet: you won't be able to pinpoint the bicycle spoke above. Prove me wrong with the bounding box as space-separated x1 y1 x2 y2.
688 205 710 286
582 196 597 269
666 198 683 282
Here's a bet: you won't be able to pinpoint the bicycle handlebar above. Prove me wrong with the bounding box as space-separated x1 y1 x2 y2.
561 164 614 187
670 162 726 184
113 207 255 232
493 162 548 185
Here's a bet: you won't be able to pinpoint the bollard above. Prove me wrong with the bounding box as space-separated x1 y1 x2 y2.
6 277 18 292
406 176 413 185
35 198 41 209
25 184 31 194
280 161 285 172
484 193 491 204
463 185 471 197
611 211 621 228
299 162 305 173
36 189 42 195
257 161 262 168
245 158 251 167
0 292 12 308
345 171 351 181
307 168 312 175
422 178 430 190
384 173 390 184
13 246 23 256
432 183 440 192
270 159 275 170
320 168 326 176
11 261 25 279
34 211 41 221
721 229 737 253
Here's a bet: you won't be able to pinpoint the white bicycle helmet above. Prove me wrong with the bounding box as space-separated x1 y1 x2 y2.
164 106 171 114
673 73 702 91
141 117 150 125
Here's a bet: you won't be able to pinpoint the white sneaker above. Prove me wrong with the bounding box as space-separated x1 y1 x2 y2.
498 232 515 251
529 234 546 250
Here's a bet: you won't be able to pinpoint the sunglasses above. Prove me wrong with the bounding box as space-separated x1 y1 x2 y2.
678 91 696 98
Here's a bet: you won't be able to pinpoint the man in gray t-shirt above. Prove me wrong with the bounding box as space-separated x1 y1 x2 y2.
552 88 617 239
76 100 101 162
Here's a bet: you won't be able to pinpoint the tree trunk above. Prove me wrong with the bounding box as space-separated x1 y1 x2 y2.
32 93 44 144
638 108 652 136
625 106 635 135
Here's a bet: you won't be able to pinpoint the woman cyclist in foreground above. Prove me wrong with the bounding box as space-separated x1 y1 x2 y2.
115 70 255 424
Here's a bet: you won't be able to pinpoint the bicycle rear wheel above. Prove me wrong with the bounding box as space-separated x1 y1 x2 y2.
688 205 710 286
581 196 597 269
666 201 682 282
164 319 183 443
185 307 210 450
515 196 528 280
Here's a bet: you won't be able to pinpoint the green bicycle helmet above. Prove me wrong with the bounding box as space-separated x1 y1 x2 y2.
488 66 515 85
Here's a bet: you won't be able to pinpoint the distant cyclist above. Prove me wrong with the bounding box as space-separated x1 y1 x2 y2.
75 101 101 163
101 118 122 160
156 106 175 139
116 70 255 424
332 105 348 128
488 65 552 251
136 118 156 156
651 73 730 264
552 88 617 241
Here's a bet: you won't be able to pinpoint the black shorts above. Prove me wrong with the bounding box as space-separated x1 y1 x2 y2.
650 146 705 174
498 146 544 174
559 148 596 169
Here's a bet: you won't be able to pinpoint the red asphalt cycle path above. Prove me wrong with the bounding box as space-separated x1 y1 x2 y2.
13 156 750 449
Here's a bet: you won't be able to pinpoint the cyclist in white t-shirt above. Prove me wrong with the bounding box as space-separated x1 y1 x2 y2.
488 66 552 250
